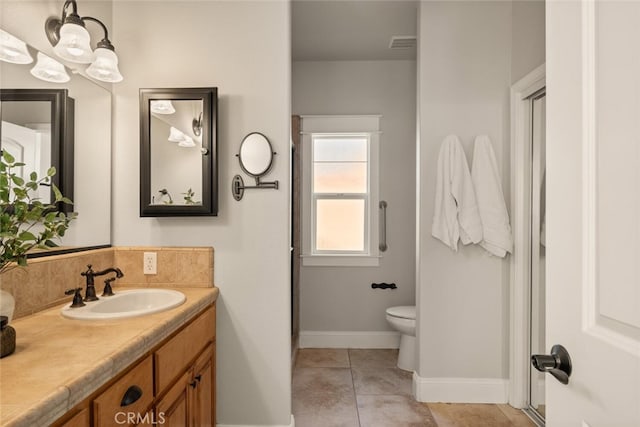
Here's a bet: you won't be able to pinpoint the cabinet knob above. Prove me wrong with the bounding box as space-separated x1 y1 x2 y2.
120 385 143 407
190 380 198 388
195 374 202 382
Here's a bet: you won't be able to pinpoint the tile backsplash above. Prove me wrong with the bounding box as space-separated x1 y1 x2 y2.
0 246 214 319
114 247 214 288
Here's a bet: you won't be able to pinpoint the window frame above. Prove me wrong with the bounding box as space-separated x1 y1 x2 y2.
300 116 381 267
311 133 370 255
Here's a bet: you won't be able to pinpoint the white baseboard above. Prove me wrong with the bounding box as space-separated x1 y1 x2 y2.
413 372 508 404
217 415 294 427
299 331 400 349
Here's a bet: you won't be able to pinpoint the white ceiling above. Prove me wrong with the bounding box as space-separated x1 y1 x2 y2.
292 0 418 61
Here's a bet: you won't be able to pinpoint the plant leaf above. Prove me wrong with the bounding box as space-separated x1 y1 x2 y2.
11 175 24 186
52 184 63 201
2 150 15 164
18 231 38 241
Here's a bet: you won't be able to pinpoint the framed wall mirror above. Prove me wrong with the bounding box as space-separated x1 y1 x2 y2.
0 88 74 213
140 87 218 216
0 13 112 252
0 28 112 251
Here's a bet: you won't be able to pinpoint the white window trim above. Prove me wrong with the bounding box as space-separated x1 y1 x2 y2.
311 133 370 256
300 115 381 267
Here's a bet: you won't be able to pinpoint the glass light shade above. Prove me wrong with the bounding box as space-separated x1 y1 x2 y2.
30 52 70 83
168 126 185 142
151 100 176 115
53 22 93 63
86 47 123 83
178 136 196 148
0 30 33 64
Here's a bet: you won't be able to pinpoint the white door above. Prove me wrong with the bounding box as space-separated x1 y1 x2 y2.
546 1 640 426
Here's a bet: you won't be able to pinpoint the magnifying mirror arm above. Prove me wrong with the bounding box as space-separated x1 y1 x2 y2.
254 176 279 188
231 175 279 201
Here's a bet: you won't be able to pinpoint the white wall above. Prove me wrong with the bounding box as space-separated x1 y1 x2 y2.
292 60 416 339
111 1 291 425
511 0 546 84
415 0 545 402
416 0 512 398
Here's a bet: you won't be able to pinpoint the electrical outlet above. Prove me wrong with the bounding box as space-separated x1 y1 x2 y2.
143 252 157 275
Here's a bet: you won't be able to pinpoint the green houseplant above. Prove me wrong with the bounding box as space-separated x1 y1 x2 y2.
0 150 75 356
0 150 75 275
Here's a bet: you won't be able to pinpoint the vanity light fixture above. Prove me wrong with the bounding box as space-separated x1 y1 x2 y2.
0 30 33 64
151 100 176 115
30 52 70 83
178 136 196 148
167 127 196 148
50 10 92 63
85 28 123 83
45 0 123 82
168 126 185 142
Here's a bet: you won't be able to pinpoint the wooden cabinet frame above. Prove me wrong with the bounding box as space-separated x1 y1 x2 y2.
54 304 216 427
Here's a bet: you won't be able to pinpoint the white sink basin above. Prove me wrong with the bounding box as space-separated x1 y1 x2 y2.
61 289 186 320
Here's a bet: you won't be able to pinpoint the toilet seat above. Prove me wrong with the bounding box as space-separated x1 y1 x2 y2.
385 305 415 320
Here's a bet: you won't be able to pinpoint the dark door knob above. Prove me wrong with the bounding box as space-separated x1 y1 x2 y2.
531 344 572 385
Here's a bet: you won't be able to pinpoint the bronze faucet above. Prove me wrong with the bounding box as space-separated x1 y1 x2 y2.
80 265 124 301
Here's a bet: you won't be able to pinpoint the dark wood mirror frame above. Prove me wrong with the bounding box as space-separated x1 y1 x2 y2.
0 88 75 214
139 87 218 217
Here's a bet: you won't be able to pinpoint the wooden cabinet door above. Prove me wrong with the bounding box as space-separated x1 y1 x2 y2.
58 408 90 427
93 356 154 427
192 344 215 427
156 371 190 427
155 306 215 394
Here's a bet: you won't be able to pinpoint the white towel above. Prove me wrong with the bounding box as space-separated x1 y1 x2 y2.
471 135 513 257
431 135 483 251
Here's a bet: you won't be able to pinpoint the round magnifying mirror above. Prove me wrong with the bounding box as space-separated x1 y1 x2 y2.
238 132 274 177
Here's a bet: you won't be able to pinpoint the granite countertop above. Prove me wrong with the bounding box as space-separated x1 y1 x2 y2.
0 287 219 427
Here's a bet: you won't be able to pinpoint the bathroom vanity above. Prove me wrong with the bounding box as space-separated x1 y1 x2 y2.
0 287 218 427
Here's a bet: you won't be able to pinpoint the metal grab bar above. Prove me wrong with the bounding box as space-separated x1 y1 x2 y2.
379 201 388 252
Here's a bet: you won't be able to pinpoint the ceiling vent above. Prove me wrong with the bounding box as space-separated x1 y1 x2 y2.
389 36 416 49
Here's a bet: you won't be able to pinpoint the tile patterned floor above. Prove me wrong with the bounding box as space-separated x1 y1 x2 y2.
293 349 537 427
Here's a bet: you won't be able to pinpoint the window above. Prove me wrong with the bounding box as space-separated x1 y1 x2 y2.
301 116 380 266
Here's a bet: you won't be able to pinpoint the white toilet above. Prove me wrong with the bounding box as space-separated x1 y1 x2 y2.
385 305 416 372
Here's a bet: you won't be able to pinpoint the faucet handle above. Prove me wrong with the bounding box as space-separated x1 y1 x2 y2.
102 277 116 297
64 288 85 308
81 264 94 277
